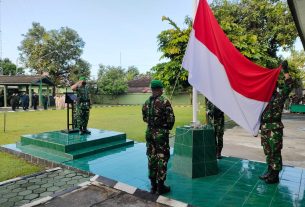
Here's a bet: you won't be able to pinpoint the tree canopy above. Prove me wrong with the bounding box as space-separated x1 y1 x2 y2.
18 22 88 86
286 49 305 88
69 59 91 83
97 64 128 96
0 58 24 75
151 16 192 94
126 66 140 81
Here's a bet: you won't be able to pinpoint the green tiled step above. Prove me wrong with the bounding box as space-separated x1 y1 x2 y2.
70 139 134 159
16 143 73 163
20 129 127 153
16 139 134 162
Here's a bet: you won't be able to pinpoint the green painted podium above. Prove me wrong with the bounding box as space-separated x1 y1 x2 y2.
172 125 218 178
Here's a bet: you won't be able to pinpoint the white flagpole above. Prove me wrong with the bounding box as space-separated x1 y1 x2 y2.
192 0 199 127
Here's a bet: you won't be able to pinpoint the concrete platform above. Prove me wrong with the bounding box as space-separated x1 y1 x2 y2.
16 128 134 161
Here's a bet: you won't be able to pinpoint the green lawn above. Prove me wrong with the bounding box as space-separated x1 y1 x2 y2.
0 105 206 145
0 105 206 181
0 152 43 182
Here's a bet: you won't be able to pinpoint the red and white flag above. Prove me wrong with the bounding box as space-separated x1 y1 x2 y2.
182 0 281 136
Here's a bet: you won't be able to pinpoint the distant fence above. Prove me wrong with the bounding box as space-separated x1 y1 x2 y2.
91 93 206 105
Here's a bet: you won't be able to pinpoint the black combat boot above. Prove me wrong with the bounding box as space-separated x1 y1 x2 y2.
83 127 91 134
265 170 280 184
259 166 272 180
150 179 157 194
79 127 85 135
216 147 222 159
157 181 170 195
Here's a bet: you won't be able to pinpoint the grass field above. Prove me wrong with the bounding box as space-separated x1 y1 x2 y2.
0 105 206 145
0 105 206 181
0 152 43 182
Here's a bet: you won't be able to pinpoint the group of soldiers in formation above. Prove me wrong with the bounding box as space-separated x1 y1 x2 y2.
4 92 71 111
9 92 39 111
72 60 292 195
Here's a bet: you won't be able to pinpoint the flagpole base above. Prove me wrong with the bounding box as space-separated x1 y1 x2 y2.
190 121 201 128
172 126 218 178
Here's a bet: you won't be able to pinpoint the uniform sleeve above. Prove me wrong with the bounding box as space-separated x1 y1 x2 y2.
142 101 149 123
205 98 214 124
164 100 175 130
280 78 294 102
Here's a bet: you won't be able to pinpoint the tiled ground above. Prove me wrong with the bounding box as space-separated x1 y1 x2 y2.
3 142 305 207
0 169 91 207
64 143 305 207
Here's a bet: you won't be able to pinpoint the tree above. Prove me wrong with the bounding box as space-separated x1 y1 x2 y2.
69 59 91 83
126 66 140 81
286 49 305 91
151 16 192 94
18 22 85 86
0 58 24 75
97 65 128 96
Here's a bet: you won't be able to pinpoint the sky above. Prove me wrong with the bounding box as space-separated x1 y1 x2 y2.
0 0 195 79
0 0 303 79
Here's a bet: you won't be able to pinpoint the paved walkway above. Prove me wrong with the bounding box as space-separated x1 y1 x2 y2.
0 168 91 207
222 113 305 168
35 184 167 207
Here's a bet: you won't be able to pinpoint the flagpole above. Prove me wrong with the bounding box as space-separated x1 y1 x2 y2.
192 0 199 127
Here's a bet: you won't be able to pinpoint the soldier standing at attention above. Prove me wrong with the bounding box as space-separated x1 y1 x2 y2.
259 60 293 184
71 77 91 135
142 80 175 195
32 92 39 110
205 98 225 159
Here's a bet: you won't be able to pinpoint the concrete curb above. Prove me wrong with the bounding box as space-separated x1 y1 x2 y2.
90 175 193 207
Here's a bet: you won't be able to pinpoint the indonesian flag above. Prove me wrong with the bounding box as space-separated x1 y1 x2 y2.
182 0 281 136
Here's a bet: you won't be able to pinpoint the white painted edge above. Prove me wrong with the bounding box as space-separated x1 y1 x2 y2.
78 181 91 187
90 175 99 182
0 177 21 186
91 181 104 187
114 182 137 194
157 195 188 207
46 167 62 172
20 196 52 207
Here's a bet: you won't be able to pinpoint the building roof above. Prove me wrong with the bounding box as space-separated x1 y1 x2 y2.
127 76 151 88
0 75 54 86
127 76 152 93
288 0 305 50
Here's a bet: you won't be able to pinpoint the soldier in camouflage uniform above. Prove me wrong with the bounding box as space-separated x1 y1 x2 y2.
259 61 293 184
71 77 91 135
142 80 175 195
205 98 224 159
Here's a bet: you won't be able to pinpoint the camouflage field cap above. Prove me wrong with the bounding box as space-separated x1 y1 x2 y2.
79 76 87 81
150 80 163 89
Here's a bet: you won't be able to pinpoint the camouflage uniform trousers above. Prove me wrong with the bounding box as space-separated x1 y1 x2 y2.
261 126 283 171
214 115 224 149
146 127 170 182
76 102 90 129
